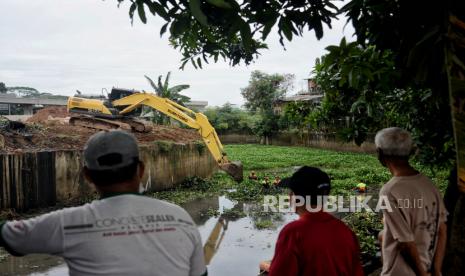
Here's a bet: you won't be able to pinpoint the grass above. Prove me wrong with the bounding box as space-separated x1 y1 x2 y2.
151 144 450 205
224 144 450 194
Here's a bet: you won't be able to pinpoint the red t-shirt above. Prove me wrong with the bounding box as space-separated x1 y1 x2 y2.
269 211 364 276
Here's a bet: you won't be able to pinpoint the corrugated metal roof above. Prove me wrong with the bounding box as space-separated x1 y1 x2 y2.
278 93 323 102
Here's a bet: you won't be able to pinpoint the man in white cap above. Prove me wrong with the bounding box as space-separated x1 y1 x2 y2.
376 127 447 276
0 130 207 276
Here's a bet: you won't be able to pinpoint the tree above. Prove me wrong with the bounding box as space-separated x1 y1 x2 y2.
144 71 191 124
310 38 455 167
116 0 338 68
203 103 261 134
241 71 293 111
6 86 40 97
0 82 6 94
145 71 191 104
280 101 315 133
311 39 400 144
241 71 294 138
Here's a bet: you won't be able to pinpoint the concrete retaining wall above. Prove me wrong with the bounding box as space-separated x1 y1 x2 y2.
220 132 376 153
1 142 217 211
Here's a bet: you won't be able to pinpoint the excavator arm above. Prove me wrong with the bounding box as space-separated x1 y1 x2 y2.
112 92 243 182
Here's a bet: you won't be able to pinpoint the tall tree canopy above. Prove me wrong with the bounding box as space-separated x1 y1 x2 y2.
116 0 338 67
241 71 294 137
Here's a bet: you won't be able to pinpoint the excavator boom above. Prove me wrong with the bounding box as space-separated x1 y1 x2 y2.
112 92 243 182
67 90 243 181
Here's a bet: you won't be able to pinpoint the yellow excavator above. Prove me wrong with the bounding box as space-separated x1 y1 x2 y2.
67 88 243 182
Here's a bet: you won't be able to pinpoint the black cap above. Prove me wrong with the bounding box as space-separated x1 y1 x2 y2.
280 166 331 197
84 130 139 171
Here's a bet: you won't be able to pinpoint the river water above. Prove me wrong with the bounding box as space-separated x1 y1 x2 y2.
0 195 298 276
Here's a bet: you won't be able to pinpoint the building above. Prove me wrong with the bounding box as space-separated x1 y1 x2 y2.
185 100 208 112
273 78 324 114
0 94 67 116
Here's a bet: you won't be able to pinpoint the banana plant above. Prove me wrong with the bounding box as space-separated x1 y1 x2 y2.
142 72 191 125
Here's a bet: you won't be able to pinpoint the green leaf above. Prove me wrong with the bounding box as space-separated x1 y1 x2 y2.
160 22 169 36
143 0 156 15
137 0 147 24
171 18 189 36
129 2 137 20
206 0 232 9
189 0 208 26
144 75 157 91
240 21 252 52
169 85 190 93
367 104 373 117
191 58 198 69
180 59 189 70
279 17 292 41
164 72 171 91
152 2 170 21
313 21 323 40
262 18 277 40
348 69 353 87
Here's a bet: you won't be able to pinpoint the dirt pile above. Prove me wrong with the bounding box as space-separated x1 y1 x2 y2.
26 106 69 124
0 120 201 153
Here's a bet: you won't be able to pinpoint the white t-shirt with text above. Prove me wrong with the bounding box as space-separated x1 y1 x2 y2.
0 194 207 276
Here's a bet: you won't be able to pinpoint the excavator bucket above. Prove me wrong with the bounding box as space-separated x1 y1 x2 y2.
219 161 243 182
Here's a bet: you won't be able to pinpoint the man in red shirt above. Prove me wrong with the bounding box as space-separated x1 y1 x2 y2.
264 166 364 276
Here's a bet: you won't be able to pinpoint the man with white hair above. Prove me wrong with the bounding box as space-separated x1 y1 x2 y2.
376 127 447 276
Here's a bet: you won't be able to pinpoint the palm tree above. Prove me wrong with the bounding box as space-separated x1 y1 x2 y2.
145 72 190 105
143 72 191 125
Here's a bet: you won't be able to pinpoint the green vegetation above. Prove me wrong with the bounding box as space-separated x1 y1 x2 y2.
153 144 449 206
254 219 275 230
310 38 454 167
241 71 294 137
225 144 449 194
343 212 383 258
203 103 261 134
142 71 190 125
221 208 246 220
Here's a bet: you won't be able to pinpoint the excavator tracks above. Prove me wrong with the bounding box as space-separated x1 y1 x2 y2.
69 115 152 133
121 117 153 132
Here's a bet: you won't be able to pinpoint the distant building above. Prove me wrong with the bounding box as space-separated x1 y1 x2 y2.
185 101 208 112
0 93 67 116
273 78 324 114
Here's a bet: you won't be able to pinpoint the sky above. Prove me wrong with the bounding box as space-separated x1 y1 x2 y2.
0 0 354 107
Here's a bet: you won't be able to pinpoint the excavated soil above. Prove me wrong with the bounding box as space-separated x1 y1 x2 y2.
26 106 69 123
0 108 201 153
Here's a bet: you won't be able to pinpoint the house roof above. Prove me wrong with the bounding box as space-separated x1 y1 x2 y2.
278 93 323 102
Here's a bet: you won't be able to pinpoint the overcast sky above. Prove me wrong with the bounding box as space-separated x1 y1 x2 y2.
0 0 354 107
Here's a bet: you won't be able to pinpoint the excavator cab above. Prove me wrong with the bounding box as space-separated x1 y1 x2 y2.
108 88 137 102
108 88 142 116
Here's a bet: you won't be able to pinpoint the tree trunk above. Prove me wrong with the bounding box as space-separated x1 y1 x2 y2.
443 15 465 276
